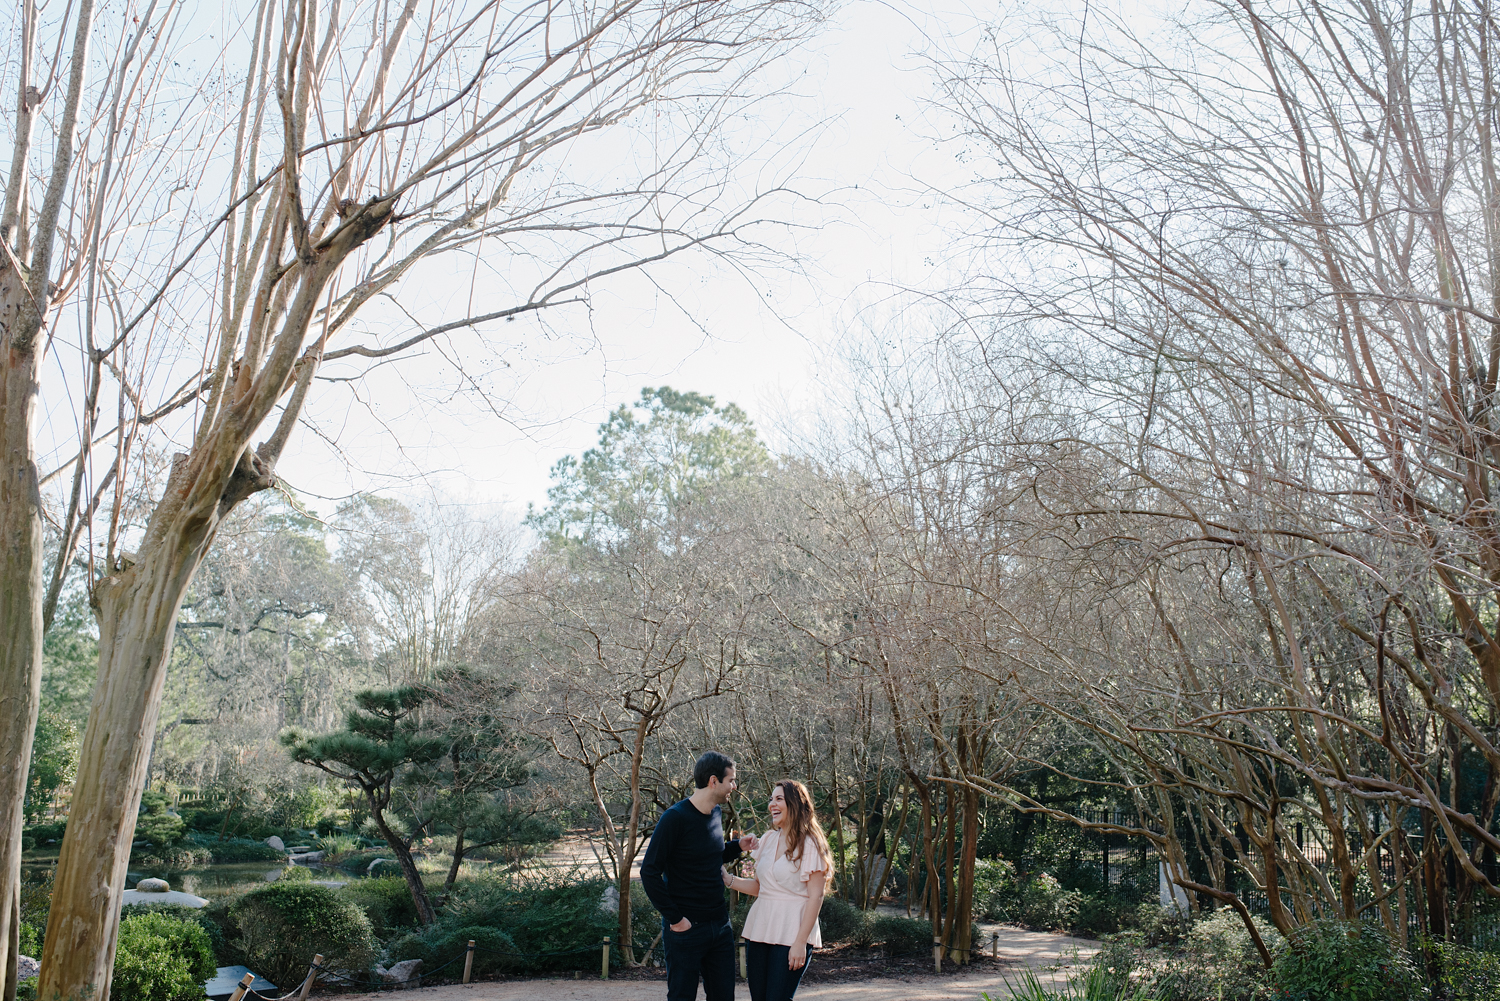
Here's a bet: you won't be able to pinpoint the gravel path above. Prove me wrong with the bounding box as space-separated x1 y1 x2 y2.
339 928 1096 1001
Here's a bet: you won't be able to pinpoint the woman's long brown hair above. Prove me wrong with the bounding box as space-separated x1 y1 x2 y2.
777 779 833 880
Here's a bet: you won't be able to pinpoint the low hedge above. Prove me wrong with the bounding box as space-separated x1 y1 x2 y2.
113 911 217 1001
230 882 376 986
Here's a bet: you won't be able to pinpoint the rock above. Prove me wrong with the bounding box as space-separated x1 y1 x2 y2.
600 885 619 914
374 959 421 988
17 956 38 980
265 836 285 851
289 850 325 863
120 888 209 908
311 880 347 889
135 877 171 892
286 845 313 853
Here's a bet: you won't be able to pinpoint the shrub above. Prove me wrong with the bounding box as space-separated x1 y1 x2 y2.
18 921 39 957
112 912 217 1001
1075 893 1138 936
230 882 376 986
385 925 519 977
24 821 67 845
315 834 359 859
870 914 931 956
385 871 615 973
136 790 186 848
338 875 423 937
122 902 226 957
1271 919 1420 1001
1432 941 1500 1001
818 896 867 944
1018 872 1081 931
184 831 287 862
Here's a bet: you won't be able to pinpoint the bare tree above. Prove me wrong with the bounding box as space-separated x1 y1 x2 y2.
0 0 825 994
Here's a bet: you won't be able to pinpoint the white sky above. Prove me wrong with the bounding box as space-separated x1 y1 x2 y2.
268 0 989 517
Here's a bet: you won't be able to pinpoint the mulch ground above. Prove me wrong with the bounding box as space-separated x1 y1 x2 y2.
600 946 1014 985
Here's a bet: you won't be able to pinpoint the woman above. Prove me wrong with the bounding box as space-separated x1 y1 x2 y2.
721 779 832 1001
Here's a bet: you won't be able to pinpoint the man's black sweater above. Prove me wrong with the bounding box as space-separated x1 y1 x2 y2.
639 799 744 926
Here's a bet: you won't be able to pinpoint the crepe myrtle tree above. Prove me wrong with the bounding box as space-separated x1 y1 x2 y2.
282 687 447 925
0 0 824 995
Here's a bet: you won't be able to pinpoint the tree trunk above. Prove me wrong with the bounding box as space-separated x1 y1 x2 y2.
0 342 43 1001
39 522 219 1001
370 806 435 925
445 822 466 889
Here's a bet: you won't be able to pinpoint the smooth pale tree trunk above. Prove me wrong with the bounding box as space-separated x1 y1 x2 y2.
0 341 44 1001
37 190 394 1001
38 497 228 1001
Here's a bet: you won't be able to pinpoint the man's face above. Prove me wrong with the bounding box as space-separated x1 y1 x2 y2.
709 766 737 804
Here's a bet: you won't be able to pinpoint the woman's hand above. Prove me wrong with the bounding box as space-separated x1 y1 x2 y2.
788 940 808 970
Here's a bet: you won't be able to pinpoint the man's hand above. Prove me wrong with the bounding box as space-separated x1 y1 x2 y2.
739 832 759 852
721 865 735 888
670 917 692 933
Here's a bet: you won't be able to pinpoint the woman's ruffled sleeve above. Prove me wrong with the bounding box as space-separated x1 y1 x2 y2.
799 837 828 882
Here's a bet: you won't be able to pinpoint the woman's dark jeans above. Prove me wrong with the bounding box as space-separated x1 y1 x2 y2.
745 939 814 1001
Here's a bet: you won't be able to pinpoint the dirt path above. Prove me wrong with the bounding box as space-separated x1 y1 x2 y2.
342 928 1096 1001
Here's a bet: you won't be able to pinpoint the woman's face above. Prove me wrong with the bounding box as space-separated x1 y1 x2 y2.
768 785 787 829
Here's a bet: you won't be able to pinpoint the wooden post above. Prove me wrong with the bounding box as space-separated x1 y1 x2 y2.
228 972 255 1001
462 940 476 984
738 937 747 980
297 954 324 1001
602 937 610 979
990 931 998 959
933 937 942 974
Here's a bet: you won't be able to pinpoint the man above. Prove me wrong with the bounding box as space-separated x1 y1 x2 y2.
641 751 758 1000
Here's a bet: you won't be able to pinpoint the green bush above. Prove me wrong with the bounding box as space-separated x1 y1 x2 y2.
338 875 423 937
386 871 615 973
385 925 518 977
1271 919 1420 1001
1075 893 1139 936
18 921 39 957
24 821 67 845
1018 871 1081 930
870 914 931 955
230 882 376 986
183 831 287 862
136 790 186 848
122 902 226 957
112 911 217 1001
818 896 867 943
1433 941 1500 1001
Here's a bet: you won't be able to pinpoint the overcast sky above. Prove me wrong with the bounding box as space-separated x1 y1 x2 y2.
265 0 988 518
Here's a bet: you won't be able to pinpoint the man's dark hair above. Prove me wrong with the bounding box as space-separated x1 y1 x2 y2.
693 751 735 789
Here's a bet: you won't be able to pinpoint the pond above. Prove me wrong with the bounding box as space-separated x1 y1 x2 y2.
123 862 353 901
21 859 359 903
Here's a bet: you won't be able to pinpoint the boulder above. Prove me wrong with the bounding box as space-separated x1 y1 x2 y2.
120 888 209 908
374 959 422 988
265 835 285 852
286 845 313 853
135 877 171 892
600 885 620 914
17 956 38 981
289 850 325 863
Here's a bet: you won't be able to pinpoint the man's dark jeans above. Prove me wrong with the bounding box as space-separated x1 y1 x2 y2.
662 916 735 1000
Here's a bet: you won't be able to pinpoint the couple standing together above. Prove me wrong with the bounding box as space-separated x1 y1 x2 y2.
640 751 832 1001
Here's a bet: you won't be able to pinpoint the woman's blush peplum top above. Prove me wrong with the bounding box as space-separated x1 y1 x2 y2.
739 829 826 947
